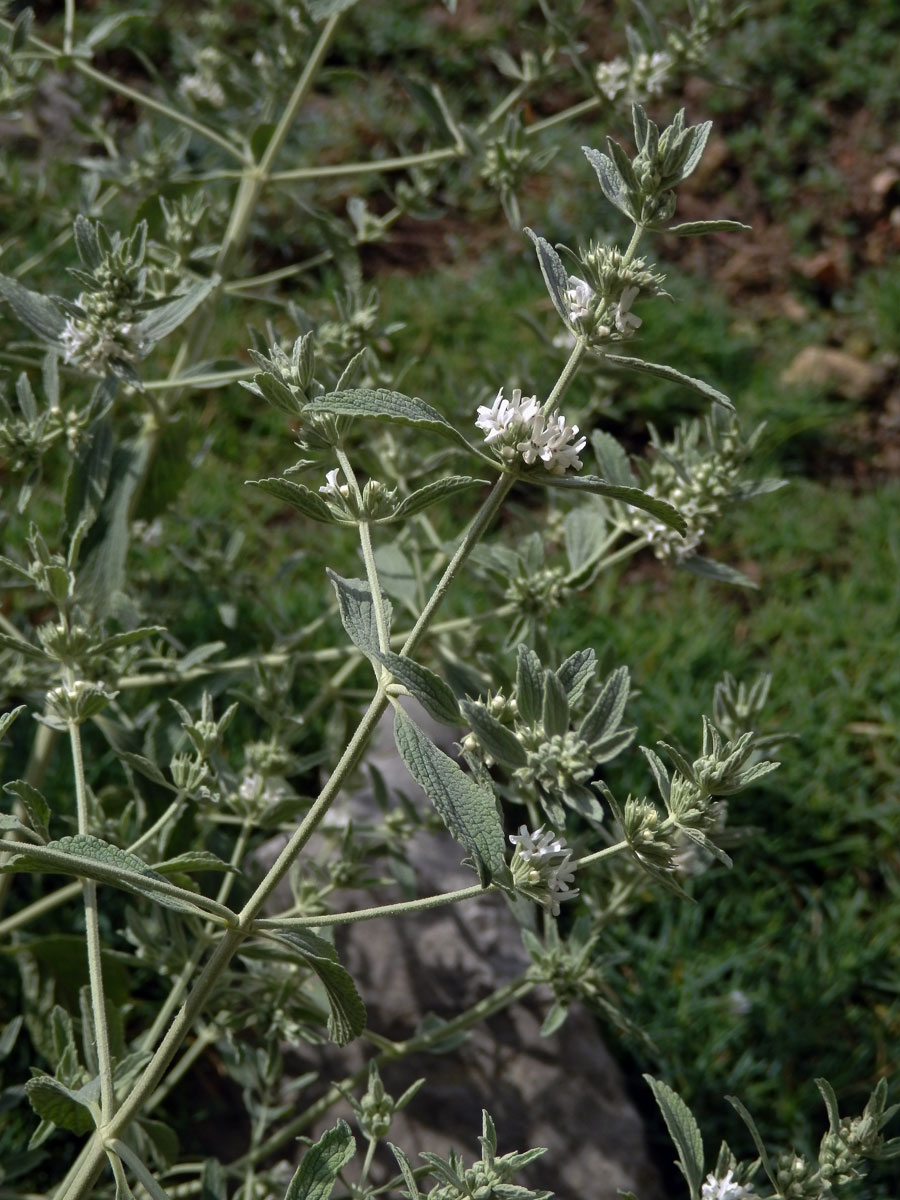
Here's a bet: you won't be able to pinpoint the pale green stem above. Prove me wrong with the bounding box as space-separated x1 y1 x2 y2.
146 1025 218 1113
575 839 629 870
143 367 253 392
108 1138 170 1200
623 222 645 265
268 145 459 183
68 717 116 1123
336 447 391 659
526 95 602 135
254 881 486 930
222 252 331 292
540 339 588 419
63 0 75 53
358 1137 378 1191
477 81 528 133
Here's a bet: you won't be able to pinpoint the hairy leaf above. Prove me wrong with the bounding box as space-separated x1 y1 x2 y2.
305 388 469 448
327 572 392 658
604 354 734 411
248 477 340 524
284 1119 356 1200
534 474 686 534
644 1075 705 1197
376 651 460 725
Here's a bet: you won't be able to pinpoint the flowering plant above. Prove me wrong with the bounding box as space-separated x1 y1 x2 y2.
0 4 895 1200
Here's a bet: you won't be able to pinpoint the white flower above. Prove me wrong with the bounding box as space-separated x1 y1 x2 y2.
509 824 565 861
614 285 643 335
509 825 580 916
319 468 346 498
517 411 586 475
475 388 539 448
701 1169 754 1200
238 771 264 802
595 57 630 100
563 275 595 322
178 73 225 108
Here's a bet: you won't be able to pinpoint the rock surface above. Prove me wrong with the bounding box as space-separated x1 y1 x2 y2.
263 702 662 1200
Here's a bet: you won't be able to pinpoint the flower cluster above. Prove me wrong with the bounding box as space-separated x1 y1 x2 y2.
508 825 579 916
562 275 644 342
60 300 140 372
596 49 672 103
701 1170 754 1200
475 388 586 475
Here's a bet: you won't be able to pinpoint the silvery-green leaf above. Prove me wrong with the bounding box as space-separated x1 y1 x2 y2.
0 704 26 740
582 147 635 220
644 1075 704 1197
556 648 596 707
579 665 630 744
0 835 235 923
590 431 636 487
4 779 50 842
678 825 732 868
524 228 571 326
394 707 505 884
73 215 103 269
460 700 527 768
0 630 47 660
134 277 217 344
0 813 29 834
24 1075 98 1135
375 652 460 725
681 556 759 589
389 477 486 522
152 851 238 875
0 275 66 341
248 372 301 414
304 389 469 448
269 931 365 1047
80 11 139 50
605 135 640 192
284 1119 356 1200
304 0 361 18
541 671 569 738
90 626 166 655
730 760 780 789
604 354 734 411
64 413 114 534
117 752 171 788
248 477 340 525
632 103 651 152
388 1143 422 1200
640 746 671 805
327 572 392 658
515 644 545 725
564 505 608 573
727 1096 777 1190
334 347 369 392
591 726 636 763
537 475 686 535
664 220 751 236
540 1000 570 1038
679 120 712 181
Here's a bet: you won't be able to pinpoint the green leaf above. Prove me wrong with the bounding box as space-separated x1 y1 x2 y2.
0 630 47 660
64 414 114 534
681 556 759 589
604 354 734 412
0 835 235 923
24 1075 98 1135
304 388 469 448
4 780 50 842
726 1096 777 1191
388 1143 422 1200
555 649 596 707
590 431 636 487
537 475 686 535
0 704 26 740
393 707 506 884
579 666 630 744
389 477 486 522
664 220 751 236
515 644 545 726
541 670 569 738
73 215 103 269
248 477 340 524
134 277 217 344
284 1119 356 1200
327 571 392 658
0 274 66 341
91 626 166 655
117 751 171 788
305 0 361 19
199 1160 228 1200
269 931 366 1047
460 700 527 768
644 1075 704 1198
152 851 238 876
524 228 571 326
582 146 634 220
564 506 608 574
376 652 460 725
